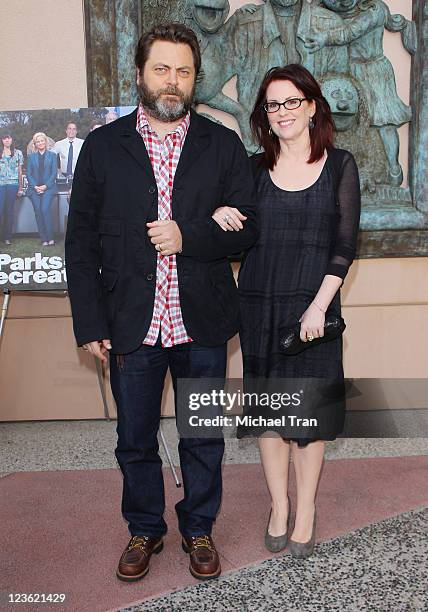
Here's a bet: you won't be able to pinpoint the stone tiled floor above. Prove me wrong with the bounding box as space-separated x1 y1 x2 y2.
1 419 428 472
1 420 427 612
121 507 427 612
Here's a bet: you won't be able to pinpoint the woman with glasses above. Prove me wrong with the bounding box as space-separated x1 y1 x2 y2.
212 64 360 558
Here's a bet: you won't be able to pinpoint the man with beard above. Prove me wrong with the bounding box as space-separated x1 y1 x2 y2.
65 23 257 582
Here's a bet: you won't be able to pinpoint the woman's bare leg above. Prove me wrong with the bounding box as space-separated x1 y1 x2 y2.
258 434 291 536
290 440 324 542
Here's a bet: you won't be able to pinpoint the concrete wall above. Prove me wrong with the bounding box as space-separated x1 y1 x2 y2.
0 0 426 421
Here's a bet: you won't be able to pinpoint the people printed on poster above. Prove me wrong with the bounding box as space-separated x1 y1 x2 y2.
53 122 84 178
0 131 24 246
0 106 132 290
26 132 58 246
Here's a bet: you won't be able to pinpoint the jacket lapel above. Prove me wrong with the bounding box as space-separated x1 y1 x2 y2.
119 110 210 180
118 109 155 181
174 109 211 183
117 108 210 183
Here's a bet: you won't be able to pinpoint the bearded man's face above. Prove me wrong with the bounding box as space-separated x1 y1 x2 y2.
137 40 196 122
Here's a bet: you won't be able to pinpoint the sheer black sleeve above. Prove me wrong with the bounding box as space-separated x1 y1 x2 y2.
326 151 361 280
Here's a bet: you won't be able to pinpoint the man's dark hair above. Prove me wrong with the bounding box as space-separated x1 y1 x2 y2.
135 22 201 75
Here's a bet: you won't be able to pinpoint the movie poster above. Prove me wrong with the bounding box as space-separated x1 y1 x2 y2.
0 106 135 291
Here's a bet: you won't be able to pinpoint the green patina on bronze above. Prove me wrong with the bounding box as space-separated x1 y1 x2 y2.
84 0 428 257
85 0 139 106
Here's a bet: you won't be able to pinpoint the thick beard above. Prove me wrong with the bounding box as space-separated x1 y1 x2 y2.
138 79 194 122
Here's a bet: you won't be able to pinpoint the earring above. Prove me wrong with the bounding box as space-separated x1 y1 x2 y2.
269 126 273 136
309 117 314 130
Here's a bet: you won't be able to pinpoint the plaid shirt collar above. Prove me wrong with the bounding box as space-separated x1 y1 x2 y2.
136 103 190 145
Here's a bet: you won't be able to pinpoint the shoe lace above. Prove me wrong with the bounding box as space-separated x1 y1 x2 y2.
190 535 215 551
127 535 149 551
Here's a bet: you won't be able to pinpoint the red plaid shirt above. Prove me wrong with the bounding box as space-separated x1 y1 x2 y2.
136 104 192 347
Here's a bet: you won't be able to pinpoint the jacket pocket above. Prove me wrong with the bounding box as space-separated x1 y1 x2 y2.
99 218 121 236
100 266 119 323
209 265 238 319
101 266 118 291
99 218 122 268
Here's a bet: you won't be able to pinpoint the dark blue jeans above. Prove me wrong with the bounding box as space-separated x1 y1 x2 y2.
110 340 226 538
0 184 18 241
29 189 56 242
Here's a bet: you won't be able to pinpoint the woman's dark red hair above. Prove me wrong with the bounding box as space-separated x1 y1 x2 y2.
250 64 334 169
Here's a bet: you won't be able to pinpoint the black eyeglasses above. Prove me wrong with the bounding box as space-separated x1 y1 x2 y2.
263 98 308 113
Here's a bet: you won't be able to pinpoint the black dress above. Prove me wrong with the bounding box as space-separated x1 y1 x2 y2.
237 148 361 446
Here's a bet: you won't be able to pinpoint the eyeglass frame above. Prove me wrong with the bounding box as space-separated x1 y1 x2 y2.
263 97 309 113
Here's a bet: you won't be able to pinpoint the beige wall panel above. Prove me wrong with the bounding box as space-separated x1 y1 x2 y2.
221 306 428 380
2 257 428 420
344 378 428 412
342 305 428 378
6 292 71 318
0 318 106 420
4 257 426 322
233 258 428 309
0 0 87 110
342 258 428 306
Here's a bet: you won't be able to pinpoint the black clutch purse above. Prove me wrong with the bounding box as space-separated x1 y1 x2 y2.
278 314 346 356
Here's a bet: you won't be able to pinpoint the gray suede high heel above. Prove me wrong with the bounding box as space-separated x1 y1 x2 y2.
264 495 291 553
289 508 317 559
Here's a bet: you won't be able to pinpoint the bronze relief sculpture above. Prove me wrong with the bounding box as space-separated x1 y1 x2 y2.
84 0 428 256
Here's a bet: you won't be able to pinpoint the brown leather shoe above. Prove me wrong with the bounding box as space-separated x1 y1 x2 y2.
116 535 163 582
182 535 221 580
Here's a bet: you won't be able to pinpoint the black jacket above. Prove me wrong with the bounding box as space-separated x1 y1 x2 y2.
65 108 258 353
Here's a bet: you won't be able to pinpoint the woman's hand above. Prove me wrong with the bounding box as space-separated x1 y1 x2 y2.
212 206 247 231
299 303 325 342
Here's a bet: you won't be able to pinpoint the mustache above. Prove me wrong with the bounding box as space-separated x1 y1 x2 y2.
157 86 185 99
137 78 195 122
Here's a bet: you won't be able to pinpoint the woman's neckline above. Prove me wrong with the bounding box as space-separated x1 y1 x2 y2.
268 153 329 193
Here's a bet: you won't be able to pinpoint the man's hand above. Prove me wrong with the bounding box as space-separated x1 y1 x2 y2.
82 339 111 363
212 206 247 231
147 220 182 256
